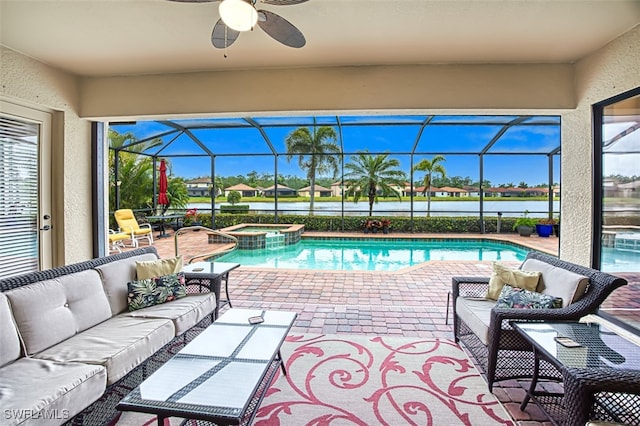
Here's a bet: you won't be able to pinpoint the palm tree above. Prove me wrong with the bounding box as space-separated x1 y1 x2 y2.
285 126 341 214
344 151 406 216
413 155 446 217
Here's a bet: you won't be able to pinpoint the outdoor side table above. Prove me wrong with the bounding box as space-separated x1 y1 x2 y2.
184 262 240 319
512 321 640 426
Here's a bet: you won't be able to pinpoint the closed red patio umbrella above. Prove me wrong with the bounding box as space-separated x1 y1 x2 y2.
158 159 169 207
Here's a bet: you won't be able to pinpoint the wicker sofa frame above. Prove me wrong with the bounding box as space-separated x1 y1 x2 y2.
452 251 628 392
0 247 218 426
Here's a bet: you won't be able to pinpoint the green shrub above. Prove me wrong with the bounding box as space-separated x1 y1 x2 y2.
220 205 250 214
204 213 512 234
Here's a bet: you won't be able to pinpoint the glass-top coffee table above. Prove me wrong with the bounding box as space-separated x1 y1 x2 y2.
513 321 640 426
117 308 297 425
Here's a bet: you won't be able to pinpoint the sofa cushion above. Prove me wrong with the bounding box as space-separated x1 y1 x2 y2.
0 293 22 368
521 258 590 307
0 358 106 426
486 262 541 300
135 256 183 280
33 315 175 385
5 270 112 355
125 293 216 335
95 253 158 315
496 285 563 309
127 272 187 311
455 297 495 346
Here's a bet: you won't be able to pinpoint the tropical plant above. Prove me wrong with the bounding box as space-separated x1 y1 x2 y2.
413 155 446 217
211 176 225 197
537 217 557 225
512 210 537 230
109 129 188 211
184 208 201 225
166 176 189 210
285 126 341 215
344 151 406 216
227 190 241 205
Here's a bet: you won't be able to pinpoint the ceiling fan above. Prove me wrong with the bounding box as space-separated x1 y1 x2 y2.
168 0 308 52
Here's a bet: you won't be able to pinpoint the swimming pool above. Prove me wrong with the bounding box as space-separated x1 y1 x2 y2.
215 238 532 271
601 247 640 272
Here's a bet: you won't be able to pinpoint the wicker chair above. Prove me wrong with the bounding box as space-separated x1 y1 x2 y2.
452 251 627 391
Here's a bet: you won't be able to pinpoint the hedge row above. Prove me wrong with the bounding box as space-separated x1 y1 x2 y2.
193 213 522 233
219 205 250 213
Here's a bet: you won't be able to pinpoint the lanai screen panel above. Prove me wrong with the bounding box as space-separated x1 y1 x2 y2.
488 124 560 154
340 117 423 154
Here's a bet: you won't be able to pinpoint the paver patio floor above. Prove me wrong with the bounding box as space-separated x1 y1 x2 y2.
121 229 636 425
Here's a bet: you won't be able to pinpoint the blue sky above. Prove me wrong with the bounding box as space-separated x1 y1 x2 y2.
111 115 561 186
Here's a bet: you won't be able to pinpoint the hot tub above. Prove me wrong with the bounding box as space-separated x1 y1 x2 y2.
211 223 304 249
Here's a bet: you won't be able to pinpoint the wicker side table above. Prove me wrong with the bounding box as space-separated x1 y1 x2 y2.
183 262 240 319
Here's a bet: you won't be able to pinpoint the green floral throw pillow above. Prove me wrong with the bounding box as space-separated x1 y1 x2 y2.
127 272 187 311
495 284 563 309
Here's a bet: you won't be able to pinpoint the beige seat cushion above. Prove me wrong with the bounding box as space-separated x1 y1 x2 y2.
0 358 106 426
486 262 541 300
95 253 158 315
0 293 22 367
5 270 112 355
521 258 590 307
125 293 216 335
455 297 495 346
33 315 175 385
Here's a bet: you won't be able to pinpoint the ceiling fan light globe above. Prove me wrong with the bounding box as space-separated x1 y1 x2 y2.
219 0 258 32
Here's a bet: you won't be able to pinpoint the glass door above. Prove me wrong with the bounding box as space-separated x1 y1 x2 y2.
593 87 640 333
595 89 640 272
0 101 53 278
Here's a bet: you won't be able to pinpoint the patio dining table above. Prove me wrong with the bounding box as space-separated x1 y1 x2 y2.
146 214 183 238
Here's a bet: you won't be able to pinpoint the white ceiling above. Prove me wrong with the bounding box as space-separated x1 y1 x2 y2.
1 0 639 78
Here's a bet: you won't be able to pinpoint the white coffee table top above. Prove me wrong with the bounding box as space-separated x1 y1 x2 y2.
183 261 240 275
120 308 297 422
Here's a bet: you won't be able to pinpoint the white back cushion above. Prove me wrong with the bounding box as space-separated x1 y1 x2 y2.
95 253 158 315
5 269 112 355
521 258 590 307
0 293 23 367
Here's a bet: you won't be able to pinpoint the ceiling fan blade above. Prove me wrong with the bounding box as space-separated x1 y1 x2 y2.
260 0 310 5
257 10 306 48
211 19 240 49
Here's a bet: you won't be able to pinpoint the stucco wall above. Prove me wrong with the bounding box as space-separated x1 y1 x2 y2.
80 64 574 119
0 46 92 265
561 24 640 266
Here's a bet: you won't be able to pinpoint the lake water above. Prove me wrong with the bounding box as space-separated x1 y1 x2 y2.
189 200 559 218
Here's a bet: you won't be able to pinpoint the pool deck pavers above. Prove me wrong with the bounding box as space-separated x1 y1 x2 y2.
125 230 633 426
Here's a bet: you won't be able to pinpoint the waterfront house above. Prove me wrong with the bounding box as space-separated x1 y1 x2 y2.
263 184 297 197
298 185 332 198
224 184 259 198
186 178 212 197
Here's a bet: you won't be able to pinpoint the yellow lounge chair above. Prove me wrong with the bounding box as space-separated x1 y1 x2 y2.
108 229 130 253
114 209 153 247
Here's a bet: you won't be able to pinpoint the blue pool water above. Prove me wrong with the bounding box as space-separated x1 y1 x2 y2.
601 247 640 272
216 238 532 271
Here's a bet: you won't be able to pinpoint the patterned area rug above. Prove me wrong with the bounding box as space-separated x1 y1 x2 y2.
116 334 514 426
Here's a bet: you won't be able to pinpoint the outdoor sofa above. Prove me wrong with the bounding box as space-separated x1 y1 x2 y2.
452 251 629 391
0 247 219 426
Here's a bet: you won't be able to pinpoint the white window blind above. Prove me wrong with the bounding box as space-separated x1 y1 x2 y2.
0 116 40 279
